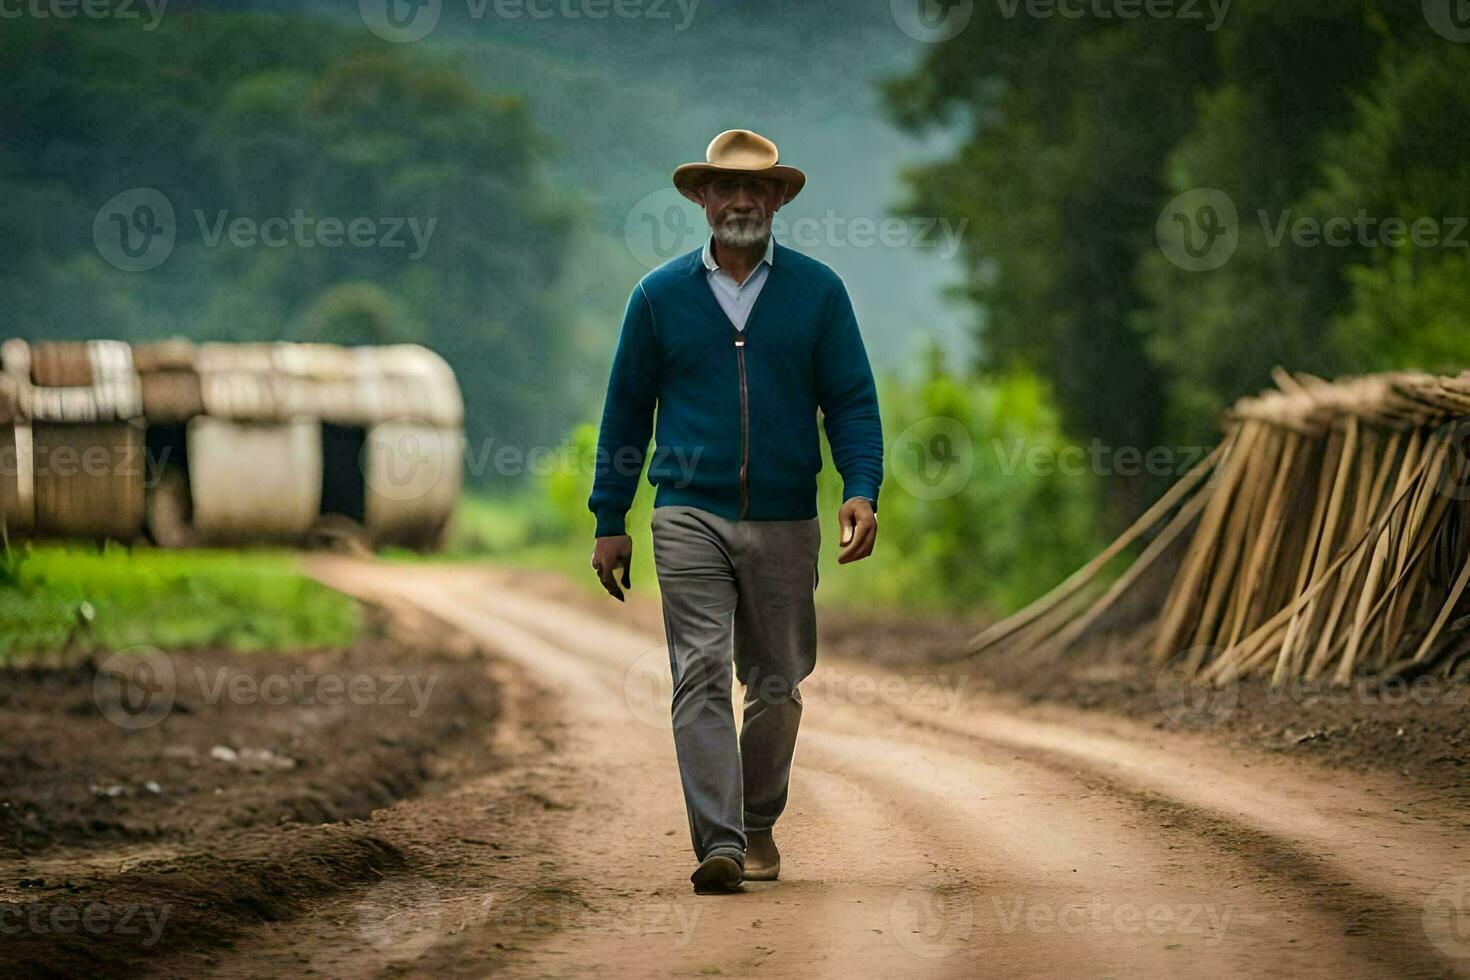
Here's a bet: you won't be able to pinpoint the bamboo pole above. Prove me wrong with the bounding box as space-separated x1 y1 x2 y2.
1224 431 1300 648
1297 416 1360 622
1192 432 1271 649
1041 486 1213 657
1269 430 1343 686
1205 444 1437 684
1408 552 1470 664
1304 429 1402 674
965 438 1229 657
1153 424 1258 662
1381 439 1452 658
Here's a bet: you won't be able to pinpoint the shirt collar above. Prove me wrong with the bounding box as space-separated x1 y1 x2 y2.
702 236 775 274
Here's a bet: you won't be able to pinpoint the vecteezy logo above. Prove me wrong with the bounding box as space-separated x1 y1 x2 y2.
624 187 705 271
356 879 445 962
362 417 450 503
360 0 442 42
1424 0 1470 42
1156 188 1239 272
93 647 176 730
624 643 722 731
889 886 974 958
1155 648 1237 728
891 0 974 42
889 416 974 501
93 189 175 272
1424 875 1470 957
624 645 677 730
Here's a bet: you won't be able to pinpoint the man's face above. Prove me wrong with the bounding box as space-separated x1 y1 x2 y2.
698 175 786 247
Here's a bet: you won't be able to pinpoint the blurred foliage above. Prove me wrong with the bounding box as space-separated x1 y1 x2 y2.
814 365 1107 615
887 0 1470 500
0 546 360 657
1315 45 1470 373
0 13 574 474
0 527 29 590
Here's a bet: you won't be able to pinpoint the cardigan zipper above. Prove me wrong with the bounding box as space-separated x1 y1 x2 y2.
733 326 749 519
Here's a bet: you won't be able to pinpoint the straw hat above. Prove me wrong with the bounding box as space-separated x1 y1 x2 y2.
672 129 806 204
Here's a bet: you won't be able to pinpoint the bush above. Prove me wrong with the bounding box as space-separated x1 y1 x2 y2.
815 367 1107 615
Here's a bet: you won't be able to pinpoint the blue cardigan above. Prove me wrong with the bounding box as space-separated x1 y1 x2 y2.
588 243 883 537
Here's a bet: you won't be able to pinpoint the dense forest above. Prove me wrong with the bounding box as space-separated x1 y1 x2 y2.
886 0 1470 516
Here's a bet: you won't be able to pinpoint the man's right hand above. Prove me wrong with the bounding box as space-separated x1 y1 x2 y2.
591 534 634 602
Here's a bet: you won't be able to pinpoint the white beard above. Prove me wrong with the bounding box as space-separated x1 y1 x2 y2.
713 212 771 248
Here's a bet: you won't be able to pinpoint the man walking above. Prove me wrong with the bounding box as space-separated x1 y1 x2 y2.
589 130 883 894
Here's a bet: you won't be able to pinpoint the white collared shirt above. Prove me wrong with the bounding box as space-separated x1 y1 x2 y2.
701 236 774 331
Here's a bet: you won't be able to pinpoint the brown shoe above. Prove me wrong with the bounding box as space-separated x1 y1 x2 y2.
691 853 743 895
744 830 780 881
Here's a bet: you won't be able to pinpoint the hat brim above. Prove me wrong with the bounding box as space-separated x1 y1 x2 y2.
672 163 805 205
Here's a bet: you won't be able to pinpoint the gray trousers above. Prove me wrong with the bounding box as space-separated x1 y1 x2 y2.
651 505 821 864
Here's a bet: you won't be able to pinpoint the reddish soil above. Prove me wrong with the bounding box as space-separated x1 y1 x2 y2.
0 560 1465 979
299 559 1470 979
499 565 1470 805
0 611 501 977
970 635 1470 806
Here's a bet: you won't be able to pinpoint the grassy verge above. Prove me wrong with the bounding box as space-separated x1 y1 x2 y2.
0 542 360 658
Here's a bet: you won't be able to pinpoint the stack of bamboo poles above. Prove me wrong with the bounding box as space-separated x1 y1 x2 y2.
967 369 1470 686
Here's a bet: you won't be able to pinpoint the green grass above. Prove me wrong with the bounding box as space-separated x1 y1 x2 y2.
438 494 560 557
0 543 361 658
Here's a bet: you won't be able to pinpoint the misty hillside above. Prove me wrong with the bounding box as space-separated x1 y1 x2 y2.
300 0 973 373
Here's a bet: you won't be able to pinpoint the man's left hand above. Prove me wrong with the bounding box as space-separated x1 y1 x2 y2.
836 497 877 564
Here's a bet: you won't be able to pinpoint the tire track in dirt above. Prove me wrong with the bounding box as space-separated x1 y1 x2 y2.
798 729 1419 978
290 558 1469 978
878 694 1470 978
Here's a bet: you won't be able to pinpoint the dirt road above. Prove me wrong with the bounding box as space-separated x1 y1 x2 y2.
196 558 1469 978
